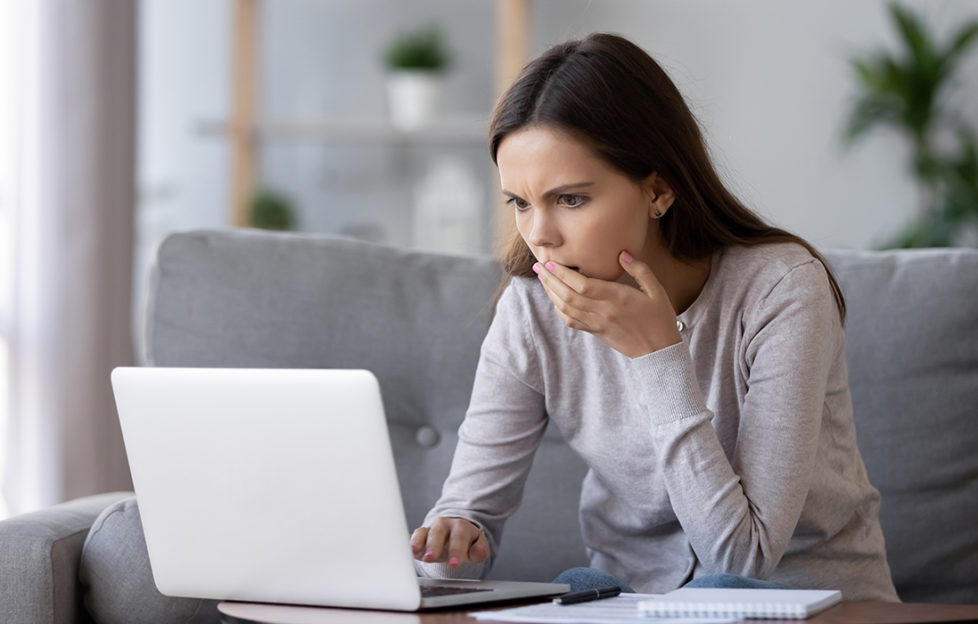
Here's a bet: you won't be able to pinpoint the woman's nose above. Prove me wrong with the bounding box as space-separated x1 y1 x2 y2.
528 211 560 248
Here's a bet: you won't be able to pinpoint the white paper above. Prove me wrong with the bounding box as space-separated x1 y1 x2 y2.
470 593 736 624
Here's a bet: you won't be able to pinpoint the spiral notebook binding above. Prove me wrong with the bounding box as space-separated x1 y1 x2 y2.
637 588 842 619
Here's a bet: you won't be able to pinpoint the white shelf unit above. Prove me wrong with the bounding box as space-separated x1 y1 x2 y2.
198 117 490 146
226 0 529 236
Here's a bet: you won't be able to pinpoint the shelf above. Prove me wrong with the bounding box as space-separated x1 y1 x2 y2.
197 117 490 146
224 0 528 227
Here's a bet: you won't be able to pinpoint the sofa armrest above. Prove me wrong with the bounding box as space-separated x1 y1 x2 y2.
0 492 134 624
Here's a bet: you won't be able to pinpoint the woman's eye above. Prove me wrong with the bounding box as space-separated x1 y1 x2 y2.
506 197 530 211
559 194 587 208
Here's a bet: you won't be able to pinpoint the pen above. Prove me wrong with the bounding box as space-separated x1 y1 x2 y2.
553 585 622 605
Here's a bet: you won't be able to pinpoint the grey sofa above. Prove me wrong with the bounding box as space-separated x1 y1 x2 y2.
1 229 976 624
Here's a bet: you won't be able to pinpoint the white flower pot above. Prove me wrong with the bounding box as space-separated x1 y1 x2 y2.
386 70 442 130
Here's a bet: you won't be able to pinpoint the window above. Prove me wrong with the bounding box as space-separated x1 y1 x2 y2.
0 208 9 520
0 0 15 520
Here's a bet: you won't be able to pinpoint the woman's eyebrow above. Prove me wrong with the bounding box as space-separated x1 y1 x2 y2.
501 182 594 201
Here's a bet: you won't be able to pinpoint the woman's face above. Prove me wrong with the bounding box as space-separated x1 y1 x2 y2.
496 125 657 281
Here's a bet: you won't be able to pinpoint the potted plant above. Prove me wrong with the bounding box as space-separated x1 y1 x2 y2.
382 25 451 130
842 3 978 248
249 189 297 231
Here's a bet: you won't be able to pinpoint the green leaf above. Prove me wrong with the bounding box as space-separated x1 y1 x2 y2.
940 129 978 220
851 58 882 89
944 21 978 63
930 21 978 91
850 54 901 95
890 4 937 75
383 26 451 71
249 190 296 231
842 95 901 144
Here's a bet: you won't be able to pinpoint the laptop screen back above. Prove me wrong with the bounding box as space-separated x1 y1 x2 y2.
112 367 423 610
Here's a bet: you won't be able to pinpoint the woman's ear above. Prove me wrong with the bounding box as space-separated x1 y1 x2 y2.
643 172 675 218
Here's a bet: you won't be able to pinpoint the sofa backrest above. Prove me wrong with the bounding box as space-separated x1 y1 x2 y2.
145 230 978 602
824 249 978 604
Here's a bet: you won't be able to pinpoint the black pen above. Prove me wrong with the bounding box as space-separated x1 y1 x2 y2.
553 585 622 605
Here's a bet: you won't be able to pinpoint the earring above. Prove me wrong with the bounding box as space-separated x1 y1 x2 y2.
648 196 661 219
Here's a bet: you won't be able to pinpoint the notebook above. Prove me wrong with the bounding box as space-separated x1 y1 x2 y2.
637 588 842 619
111 367 568 611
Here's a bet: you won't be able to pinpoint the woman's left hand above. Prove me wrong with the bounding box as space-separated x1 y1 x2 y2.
534 251 681 358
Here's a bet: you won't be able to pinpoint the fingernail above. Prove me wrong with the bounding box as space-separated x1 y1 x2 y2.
532 263 541 274
448 556 460 566
545 262 555 272
620 250 633 263
423 551 435 561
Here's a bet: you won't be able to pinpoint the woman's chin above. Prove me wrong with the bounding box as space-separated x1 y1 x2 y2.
612 268 633 283
589 267 627 282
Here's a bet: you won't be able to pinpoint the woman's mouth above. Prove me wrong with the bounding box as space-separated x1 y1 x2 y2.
539 259 581 273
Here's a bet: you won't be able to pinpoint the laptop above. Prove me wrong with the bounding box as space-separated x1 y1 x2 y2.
110 367 568 611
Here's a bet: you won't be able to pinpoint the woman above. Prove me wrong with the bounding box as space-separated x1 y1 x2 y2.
410 33 898 601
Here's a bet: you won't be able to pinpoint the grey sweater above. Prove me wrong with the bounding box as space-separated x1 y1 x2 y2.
418 243 898 601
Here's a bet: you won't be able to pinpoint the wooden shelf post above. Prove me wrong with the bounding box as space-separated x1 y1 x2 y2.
231 0 258 227
495 0 530 100
493 0 530 252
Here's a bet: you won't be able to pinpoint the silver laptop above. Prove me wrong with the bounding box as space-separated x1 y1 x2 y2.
111 367 568 611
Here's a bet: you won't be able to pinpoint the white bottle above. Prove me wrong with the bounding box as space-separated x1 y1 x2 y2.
413 158 482 255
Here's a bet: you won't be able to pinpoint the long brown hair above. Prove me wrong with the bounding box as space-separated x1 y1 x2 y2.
488 33 845 321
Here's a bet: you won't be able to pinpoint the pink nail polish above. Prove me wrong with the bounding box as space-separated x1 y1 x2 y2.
532 264 541 274
545 262 555 272
621 250 633 263
448 556 460 566
423 551 434 561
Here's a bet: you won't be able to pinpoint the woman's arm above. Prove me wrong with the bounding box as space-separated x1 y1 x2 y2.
632 259 838 578
414 281 548 579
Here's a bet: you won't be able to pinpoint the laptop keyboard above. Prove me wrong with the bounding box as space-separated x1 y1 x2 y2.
421 585 494 598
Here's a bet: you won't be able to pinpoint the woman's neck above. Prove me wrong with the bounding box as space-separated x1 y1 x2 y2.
628 237 712 315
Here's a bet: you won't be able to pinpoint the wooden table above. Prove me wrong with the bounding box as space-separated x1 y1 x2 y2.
219 599 978 624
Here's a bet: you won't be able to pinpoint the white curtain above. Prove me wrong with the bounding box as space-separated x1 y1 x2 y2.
1 0 136 515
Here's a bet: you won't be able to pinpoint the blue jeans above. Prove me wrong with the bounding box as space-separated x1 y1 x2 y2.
552 567 788 593
553 567 637 593
684 573 788 590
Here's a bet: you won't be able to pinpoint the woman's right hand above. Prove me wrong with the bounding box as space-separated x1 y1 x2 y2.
411 516 490 569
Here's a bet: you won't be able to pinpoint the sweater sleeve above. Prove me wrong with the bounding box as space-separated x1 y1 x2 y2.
415 280 548 579
628 259 838 579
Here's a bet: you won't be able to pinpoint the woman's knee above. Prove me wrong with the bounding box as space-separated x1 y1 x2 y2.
552 567 635 593
684 573 788 590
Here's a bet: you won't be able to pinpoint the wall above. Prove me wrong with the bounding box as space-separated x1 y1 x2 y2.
137 0 978 285
136 0 229 350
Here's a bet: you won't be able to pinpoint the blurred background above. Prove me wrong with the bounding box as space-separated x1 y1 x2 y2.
0 0 976 518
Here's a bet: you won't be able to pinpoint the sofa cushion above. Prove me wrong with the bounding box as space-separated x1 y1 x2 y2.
79 496 218 624
826 248 978 604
